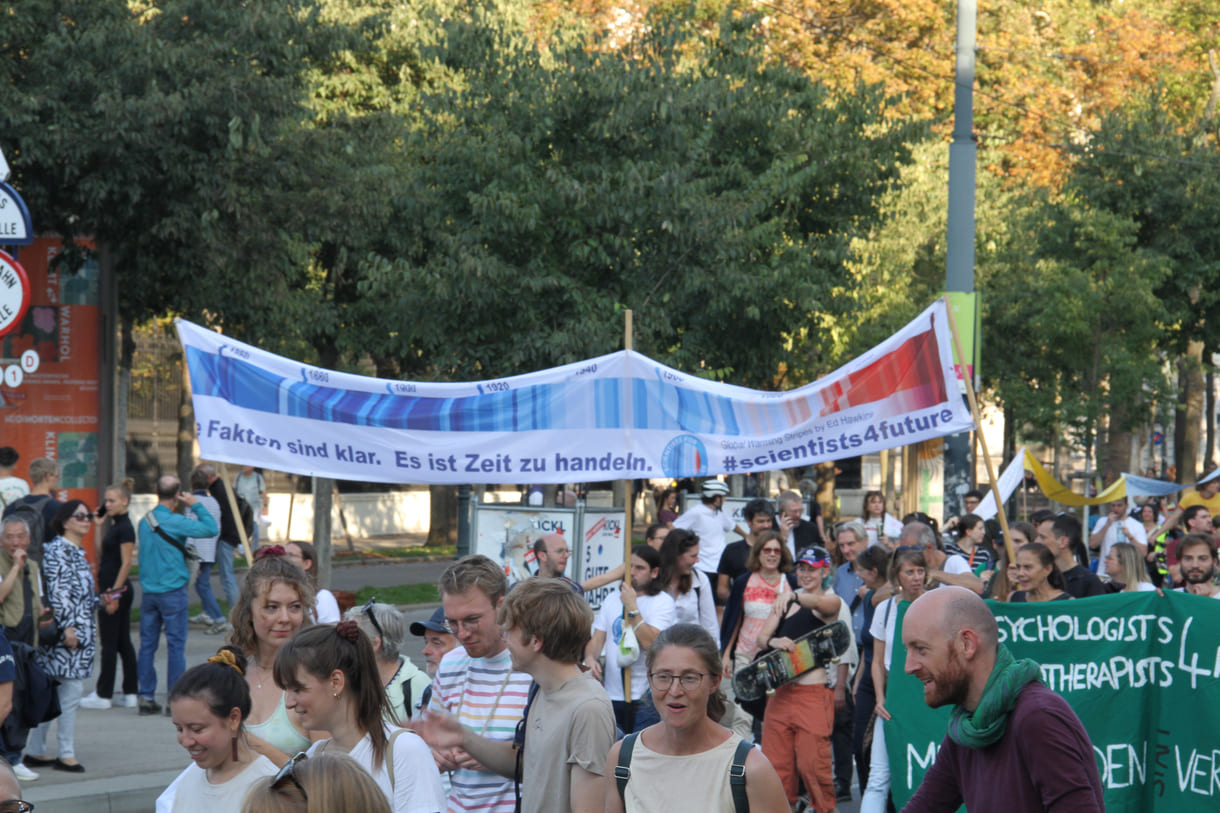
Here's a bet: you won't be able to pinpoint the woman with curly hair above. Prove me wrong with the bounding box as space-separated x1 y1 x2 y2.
227 554 317 765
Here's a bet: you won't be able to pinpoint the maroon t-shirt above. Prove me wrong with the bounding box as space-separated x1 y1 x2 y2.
903 682 1104 813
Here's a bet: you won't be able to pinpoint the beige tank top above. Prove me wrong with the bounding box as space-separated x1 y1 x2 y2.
624 733 745 813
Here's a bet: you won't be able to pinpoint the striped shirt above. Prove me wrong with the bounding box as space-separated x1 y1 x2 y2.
428 647 532 813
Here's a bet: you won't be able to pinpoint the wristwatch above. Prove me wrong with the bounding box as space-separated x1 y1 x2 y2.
626 610 640 618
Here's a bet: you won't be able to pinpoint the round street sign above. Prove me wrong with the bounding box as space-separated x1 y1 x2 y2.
0 251 31 337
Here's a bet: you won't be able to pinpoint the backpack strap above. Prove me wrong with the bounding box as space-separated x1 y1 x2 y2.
614 731 640 804
513 681 541 813
730 738 752 813
386 727 407 792
144 511 193 561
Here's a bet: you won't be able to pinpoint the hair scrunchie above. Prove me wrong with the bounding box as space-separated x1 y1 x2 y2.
254 544 287 561
335 620 361 643
207 649 244 675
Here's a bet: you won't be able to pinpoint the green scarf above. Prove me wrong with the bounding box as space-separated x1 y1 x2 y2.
946 644 1041 749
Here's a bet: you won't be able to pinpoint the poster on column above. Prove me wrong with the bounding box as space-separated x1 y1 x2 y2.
472 504 576 586
885 591 1220 812
0 237 101 550
580 509 627 612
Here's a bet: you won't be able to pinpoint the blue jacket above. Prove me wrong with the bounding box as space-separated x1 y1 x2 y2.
138 503 218 594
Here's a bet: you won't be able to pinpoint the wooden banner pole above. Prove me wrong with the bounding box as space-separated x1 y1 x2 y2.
622 311 635 703
941 296 1015 564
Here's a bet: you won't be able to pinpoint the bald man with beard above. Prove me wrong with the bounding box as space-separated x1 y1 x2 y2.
899 587 1103 812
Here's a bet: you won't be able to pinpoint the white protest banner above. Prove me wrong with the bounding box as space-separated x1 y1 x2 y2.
176 300 972 484
579 509 628 612
974 446 1027 520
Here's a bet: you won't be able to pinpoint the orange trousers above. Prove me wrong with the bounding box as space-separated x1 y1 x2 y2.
761 682 835 811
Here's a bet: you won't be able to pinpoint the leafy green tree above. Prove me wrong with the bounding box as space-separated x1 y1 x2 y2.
360 3 918 388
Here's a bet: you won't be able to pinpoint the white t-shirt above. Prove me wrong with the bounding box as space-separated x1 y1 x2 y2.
156 755 278 813
673 502 737 573
940 553 972 579
308 723 446 813
870 596 904 672
595 589 677 701
671 569 719 647
0 476 29 508
1096 516 1148 561
314 588 341 623
862 515 903 547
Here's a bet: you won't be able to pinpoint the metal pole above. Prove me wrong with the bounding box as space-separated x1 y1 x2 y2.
943 0 978 521
457 484 471 556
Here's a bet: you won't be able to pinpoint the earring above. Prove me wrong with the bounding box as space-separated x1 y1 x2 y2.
333 692 338 698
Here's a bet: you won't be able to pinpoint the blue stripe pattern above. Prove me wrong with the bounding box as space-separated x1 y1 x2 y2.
186 346 820 437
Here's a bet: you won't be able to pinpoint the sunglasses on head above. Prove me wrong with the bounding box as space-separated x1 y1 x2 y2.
271 752 308 799
0 802 34 812
360 596 384 641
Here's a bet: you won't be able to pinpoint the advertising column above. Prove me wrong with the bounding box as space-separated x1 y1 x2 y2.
0 237 102 548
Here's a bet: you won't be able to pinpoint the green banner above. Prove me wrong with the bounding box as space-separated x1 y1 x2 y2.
885 591 1220 811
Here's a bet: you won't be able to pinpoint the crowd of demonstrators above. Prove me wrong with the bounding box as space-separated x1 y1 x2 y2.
672 480 748 606
587 545 675 734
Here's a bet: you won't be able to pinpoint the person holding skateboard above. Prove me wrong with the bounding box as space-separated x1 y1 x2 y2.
752 547 843 813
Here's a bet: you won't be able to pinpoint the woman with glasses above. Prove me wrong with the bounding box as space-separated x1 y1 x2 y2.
228 555 317 766
275 621 444 812
156 647 278 812
861 547 927 813
23 500 97 773
343 600 430 723
603 624 787 812
752 547 843 812
241 752 391 813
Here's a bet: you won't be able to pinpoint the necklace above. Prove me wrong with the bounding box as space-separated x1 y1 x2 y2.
253 659 273 690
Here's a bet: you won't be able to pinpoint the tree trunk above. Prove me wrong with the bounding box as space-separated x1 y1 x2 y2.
1206 369 1215 471
427 485 458 547
177 349 196 484
1175 341 1206 482
116 314 135 482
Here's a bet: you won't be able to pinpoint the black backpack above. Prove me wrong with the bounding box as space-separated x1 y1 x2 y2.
8 640 60 729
